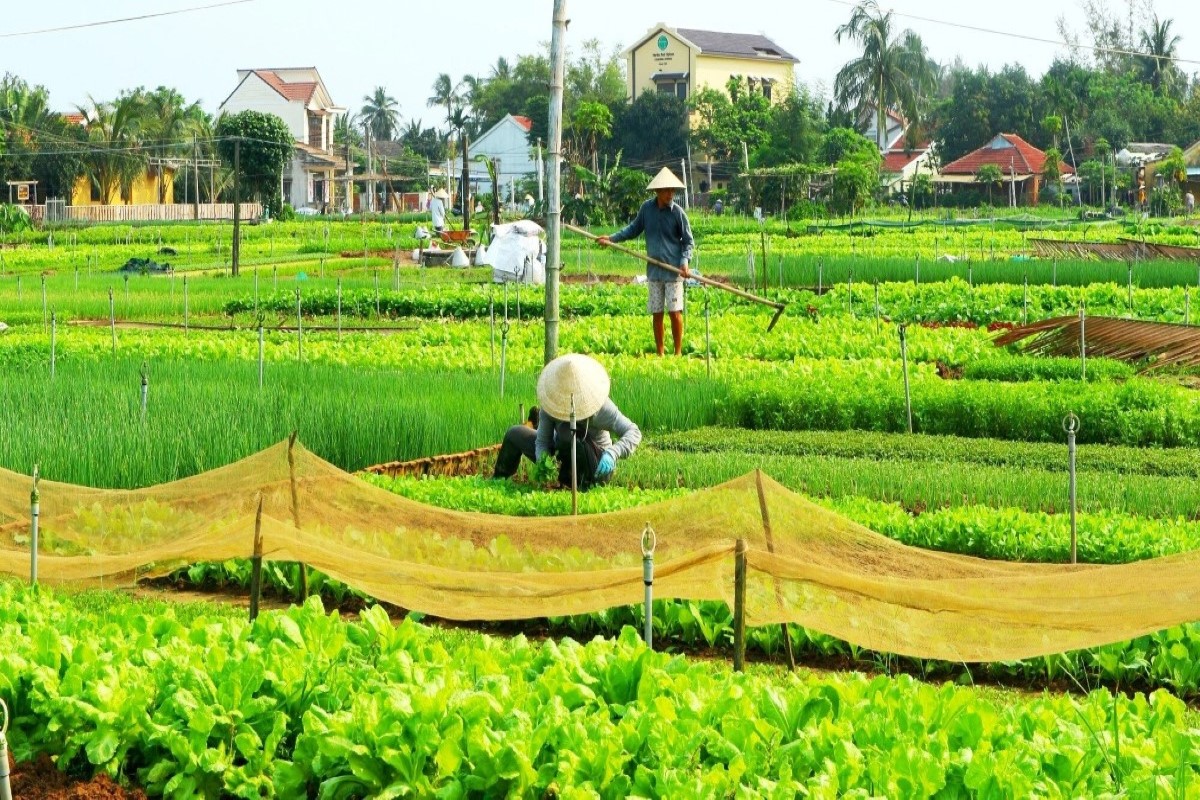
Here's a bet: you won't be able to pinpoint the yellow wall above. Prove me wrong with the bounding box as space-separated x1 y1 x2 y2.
628 27 794 105
71 169 175 206
692 54 794 100
629 29 695 99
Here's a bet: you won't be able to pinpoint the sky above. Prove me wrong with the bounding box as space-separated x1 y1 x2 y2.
2 0 1198 125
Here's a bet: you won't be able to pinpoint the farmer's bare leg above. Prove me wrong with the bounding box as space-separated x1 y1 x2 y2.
652 312 665 356
669 311 684 356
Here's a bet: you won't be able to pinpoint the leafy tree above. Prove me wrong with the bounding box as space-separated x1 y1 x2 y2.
1042 146 1065 205
215 110 293 216
610 92 688 166
399 119 447 163
819 127 877 166
690 77 771 165
361 87 401 141
0 74 86 200
830 156 878 216
572 101 612 173
834 0 936 150
756 88 827 168
975 163 1004 206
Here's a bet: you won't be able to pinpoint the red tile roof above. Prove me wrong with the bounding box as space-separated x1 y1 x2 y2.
511 115 533 132
942 133 1074 176
254 70 317 104
61 112 86 126
881 142 931 173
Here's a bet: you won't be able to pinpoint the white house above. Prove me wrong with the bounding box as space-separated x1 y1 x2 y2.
218 67 347 211
881 141 937 194
467 114 538 203
861 107 908 152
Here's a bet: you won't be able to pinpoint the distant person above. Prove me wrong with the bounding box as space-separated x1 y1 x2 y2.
597 167 694 356
429 188 449 233
713 198 724 216
1187 191 1195 217
492 354 641 490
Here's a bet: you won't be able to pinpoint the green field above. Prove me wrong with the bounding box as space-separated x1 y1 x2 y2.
3 213 1200 796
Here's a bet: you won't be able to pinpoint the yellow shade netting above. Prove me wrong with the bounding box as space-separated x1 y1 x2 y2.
1 439 1197 663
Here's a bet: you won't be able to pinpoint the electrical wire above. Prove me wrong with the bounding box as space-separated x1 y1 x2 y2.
823 0 1200 66
0 0 257 39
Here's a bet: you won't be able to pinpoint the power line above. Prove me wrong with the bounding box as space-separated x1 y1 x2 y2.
0 0 256 39
823 0 1200 67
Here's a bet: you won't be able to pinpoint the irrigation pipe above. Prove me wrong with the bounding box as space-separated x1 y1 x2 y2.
565 223 787 332
0 696 11 800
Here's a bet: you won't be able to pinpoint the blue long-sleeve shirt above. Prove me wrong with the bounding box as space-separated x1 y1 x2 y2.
535 400 642 463
609 199 695 281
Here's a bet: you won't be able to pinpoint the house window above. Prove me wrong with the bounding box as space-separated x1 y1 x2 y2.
762 80 773 102
655 79 688 99
652 72 689 100
90 180 102 203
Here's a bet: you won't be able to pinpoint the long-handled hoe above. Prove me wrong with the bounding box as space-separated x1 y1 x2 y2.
564 223 787 332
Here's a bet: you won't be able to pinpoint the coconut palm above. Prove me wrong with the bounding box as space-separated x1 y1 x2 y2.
77 93 148 205
1139 15 1182 96
361 86 401 142
834 0 936 151
489 57 512 81
142 87 205 202
427 73 461 132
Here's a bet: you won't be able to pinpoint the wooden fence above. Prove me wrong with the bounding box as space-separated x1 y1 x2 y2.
33 203 262 224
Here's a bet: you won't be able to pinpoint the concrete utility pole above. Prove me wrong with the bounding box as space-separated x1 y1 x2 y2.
545 0 568 364
232 137 241 277
193 135 200 220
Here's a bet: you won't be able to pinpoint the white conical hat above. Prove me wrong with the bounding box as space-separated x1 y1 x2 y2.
646 167 685 191
536 354 610 421
433 188 450 200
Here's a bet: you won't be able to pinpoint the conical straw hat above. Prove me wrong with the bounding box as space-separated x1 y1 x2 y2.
433 188 450 200
646 167 685 191
536 354 610 421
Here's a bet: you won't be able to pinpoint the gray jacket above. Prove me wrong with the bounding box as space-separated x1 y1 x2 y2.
609 198 695 281
535 399 642 462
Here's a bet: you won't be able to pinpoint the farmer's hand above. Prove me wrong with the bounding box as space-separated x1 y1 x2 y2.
680 262 692 279
597 236 612 248
595 452 616 478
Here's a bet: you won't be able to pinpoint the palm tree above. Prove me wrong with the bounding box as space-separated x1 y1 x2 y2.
142 87 204 202
834 0 936 151
77 93 148 204
427 73 461 132
1139 15 1181 96
489 57 512 81
361 86 400 142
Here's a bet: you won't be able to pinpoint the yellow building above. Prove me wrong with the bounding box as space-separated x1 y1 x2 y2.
71 167 176 207
624 24 797 104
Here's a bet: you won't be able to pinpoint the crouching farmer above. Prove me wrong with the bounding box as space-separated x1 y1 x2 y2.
493 354 641 489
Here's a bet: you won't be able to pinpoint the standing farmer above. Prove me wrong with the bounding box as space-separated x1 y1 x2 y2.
597 168 694 356
429 188 449 234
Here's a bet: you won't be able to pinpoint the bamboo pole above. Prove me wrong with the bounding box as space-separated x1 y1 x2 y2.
249 495 264 621
565 223 786 330
733 538 747 673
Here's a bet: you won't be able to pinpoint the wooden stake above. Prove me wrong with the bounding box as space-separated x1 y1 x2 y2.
733 538 747 672
249 495 264 621
286 431 308 602
755 471 795 671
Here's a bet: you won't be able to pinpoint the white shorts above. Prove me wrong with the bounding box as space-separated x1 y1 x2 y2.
648 279 684 314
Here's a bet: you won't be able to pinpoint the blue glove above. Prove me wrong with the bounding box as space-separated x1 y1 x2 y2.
595 452 616 478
